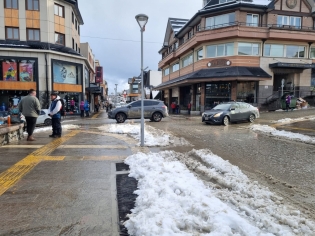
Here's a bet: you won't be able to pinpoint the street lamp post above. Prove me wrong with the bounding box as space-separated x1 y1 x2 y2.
135 14 148 147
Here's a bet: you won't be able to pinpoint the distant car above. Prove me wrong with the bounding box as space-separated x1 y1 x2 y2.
36 109 52 126
108 99 169 123
202 102 259 126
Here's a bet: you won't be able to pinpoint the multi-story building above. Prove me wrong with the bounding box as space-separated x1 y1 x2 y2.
80 42 95 102
156 0 315 112
0 0 90 111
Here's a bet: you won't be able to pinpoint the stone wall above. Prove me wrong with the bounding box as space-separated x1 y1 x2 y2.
0 124 25 146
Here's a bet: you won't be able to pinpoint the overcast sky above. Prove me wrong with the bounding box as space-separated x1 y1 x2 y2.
78 0 202 94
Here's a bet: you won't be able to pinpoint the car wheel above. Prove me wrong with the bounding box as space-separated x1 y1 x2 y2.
116 113 126 123
222 116 230 126
152 112 162 122
44 118 52 126
249 114 256 123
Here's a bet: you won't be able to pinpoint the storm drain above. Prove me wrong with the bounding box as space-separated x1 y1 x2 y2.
116 163 130 172
116 174 138 236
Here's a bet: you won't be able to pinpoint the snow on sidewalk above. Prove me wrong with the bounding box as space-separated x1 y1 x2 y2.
250 124 315 144
125 150 315 235
33 124 80 133
99 123 191 147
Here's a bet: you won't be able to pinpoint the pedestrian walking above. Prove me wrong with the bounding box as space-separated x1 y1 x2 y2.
84 100 90 117
70 98 75 111
176 104 180 114
18 89 41 141
80 101 85 118
187 101 191 115
48 91 62 138
285 94 293 112
171 102 176 114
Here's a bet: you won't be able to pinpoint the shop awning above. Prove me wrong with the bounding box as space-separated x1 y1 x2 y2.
154 66 272 90
269 62 315 69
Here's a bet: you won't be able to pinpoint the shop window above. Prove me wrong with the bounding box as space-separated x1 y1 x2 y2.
1 59 35 82
54 3 64 17
164 68 170 76
26 0 39 10
27 29 40 41
52 60 82 85
205 83 231 110
197 48 203 61
277 15 301 29
172 63 179 72
238 43 260 56
4 0 18 9
206 43 234 58
206 13 235 29
182 54 193 67
237 82 257 103
5 27 19 40
55 32 65 45
246 14 258 27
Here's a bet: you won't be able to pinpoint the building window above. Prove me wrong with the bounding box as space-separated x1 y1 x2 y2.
78 48 80 53
219 0 234 3
72 12 74 24
78 25 80 35
246 14 258 27
206 13 235 29
4 0 18 9
264 44 305 58
172 63 179 72
164 68 170 76
188 30 193 39
206 43 234 57
76 43 78 52
277 15 301 28
196 24 201 32
182 54 193 67
238 43 260 56
72 38 74 49
197 48 203 60
55 32 65 45
26 0 39 10
27 29 40 41
75 20 78 30
54 4 64 17
310 48 315 58
5 27 19 40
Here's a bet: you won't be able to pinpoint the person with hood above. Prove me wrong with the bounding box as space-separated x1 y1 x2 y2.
84 100 90 117
285 94 293 112
48 91 62 138
79 101 85 118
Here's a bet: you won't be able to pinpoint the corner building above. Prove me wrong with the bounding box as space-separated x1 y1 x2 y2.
0 0 89 110
157 0 315 112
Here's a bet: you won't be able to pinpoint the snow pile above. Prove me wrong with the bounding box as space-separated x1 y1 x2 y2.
33 124 80 133
274 118 304 123
125 150 315 235
99 124 191 147
251 124 315 144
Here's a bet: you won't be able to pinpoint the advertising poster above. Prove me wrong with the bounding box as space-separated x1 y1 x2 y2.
53 62 77 84
2 62 17 81
19 62 34 82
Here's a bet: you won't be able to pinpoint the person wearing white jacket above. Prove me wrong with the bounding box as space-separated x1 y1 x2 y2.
48 92 62 138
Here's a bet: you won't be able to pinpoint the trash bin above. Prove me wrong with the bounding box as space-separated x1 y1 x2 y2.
281 93 297 110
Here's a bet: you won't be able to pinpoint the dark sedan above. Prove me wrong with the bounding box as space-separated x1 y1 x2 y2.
202 102 260 125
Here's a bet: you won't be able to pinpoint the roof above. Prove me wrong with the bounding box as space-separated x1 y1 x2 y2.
63 0 84 24
154 66 272 89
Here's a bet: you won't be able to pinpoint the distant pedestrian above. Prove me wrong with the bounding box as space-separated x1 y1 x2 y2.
187 102 191 115
18 89 41 141
176 104 179 114
70 98 75 111
109 103 112 111
171 102 176 114
48 91 62 138
285 94 293 112
84 100 90 117
80 101 85 118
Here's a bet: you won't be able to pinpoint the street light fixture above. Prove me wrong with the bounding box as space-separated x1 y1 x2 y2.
135 14 148 147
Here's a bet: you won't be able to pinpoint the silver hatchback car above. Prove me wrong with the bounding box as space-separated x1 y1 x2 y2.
108 99 169 123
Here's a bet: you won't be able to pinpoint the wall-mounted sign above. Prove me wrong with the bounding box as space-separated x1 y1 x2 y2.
286 0 297 9
53 61 77 84
207 59 231 68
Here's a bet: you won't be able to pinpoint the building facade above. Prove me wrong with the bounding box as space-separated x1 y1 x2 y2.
157 0 315 112
0 0 90 112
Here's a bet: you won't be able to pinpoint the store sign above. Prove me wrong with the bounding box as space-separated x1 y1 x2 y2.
53 62 77 84
207 59 231 68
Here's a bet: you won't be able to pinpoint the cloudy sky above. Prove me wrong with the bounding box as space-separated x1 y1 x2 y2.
78 0 202 94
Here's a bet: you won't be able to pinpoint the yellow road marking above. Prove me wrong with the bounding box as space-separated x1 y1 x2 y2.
58 145 127 149
91 112 101 119
0 131 78 196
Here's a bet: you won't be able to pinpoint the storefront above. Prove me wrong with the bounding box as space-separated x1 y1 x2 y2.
0 56 38 111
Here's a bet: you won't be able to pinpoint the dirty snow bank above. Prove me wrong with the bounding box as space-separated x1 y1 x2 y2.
251 124 315 144
99 124 191 147
125 150 314 236
33 124 80 133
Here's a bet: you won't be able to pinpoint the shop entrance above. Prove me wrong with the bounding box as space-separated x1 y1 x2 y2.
273 74 289 92
205 83 231 110
58 92 81 115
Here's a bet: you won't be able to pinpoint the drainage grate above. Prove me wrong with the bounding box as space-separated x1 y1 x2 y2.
116 163 130 172
116 174 138 236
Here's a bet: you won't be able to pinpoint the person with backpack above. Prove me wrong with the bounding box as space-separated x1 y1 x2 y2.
84 100 90 117
48 91 62 138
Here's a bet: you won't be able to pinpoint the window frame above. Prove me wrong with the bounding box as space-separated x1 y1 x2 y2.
246 14 259 27
5 27 19 40
206 43 234 58
181 53 193 68
172 63 179 72
277 15 301 28
55 32 65 46
237 42 260 56
26 28 40 41
72 12 74 24
4 0 18 9
197 48 204 61
164 67 170 76
264 44 306 58
54 3 64 18
26 0 39 11
206 12 236 29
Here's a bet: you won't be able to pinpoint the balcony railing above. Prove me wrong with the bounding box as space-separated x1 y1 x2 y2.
160 21 315 61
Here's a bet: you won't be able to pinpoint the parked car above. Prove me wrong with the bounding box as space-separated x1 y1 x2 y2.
36 109 52 126
202 102 259 126
108 99 169 123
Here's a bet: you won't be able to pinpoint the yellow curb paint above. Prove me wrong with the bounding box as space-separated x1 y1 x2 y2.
0 131 78 196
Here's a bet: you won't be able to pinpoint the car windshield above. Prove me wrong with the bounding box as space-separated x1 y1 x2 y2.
212 104 231 111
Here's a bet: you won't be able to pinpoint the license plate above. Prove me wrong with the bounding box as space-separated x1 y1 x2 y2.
205 117 209 120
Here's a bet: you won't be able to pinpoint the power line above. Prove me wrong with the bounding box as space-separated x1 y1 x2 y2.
80 35 162 44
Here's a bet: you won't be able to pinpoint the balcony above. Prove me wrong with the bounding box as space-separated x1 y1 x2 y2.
159 21 315 68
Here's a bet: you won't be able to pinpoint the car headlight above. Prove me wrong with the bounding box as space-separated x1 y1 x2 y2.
213 112 223 118
202 112 205 116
